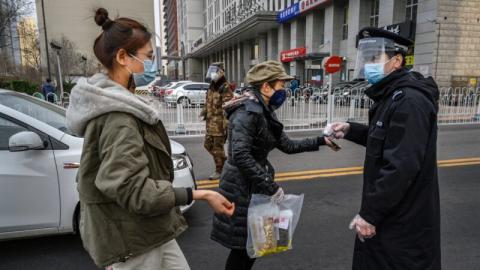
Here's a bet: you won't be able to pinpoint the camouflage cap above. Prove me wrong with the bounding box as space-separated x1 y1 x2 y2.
211 62 225 70
246 60 294 86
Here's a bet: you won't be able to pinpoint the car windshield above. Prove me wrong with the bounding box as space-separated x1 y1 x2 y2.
0 92 73 135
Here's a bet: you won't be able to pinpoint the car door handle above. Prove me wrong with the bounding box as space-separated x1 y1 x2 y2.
64 162 80 169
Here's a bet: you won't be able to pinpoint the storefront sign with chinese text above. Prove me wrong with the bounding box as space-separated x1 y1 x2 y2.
280 47 307 62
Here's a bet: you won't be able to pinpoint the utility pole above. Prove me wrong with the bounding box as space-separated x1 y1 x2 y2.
41 0 51 79
50 42 63 105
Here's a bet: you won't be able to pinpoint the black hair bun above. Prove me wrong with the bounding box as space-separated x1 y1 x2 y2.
94 8 113 30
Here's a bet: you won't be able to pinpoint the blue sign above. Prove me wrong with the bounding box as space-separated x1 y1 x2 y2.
277 2 300 23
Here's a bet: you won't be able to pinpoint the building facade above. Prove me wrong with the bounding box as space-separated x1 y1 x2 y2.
177 0 205 82
35 0 155 76
432 0 480 88
154 0 168 76
189 0 480 88
164 0 180 79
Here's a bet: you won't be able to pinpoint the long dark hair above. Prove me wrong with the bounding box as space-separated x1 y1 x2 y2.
93 8 151 70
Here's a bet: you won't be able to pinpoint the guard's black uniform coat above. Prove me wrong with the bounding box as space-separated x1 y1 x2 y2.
345 68 441 270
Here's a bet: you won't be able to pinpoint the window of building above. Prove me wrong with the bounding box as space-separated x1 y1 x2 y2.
406 0 418 22
370 0 379 27
342 4 349 40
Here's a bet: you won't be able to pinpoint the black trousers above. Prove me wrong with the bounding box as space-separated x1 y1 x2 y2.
225 249 256 270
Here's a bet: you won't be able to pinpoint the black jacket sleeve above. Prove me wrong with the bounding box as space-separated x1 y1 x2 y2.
230 110 279 195
344 122 369 147
359 97 432 226
276 132 325 154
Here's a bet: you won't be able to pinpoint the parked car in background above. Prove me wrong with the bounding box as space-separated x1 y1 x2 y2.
152 80 192 99
135 76 161 92
0 90 196 241
164 82 209 107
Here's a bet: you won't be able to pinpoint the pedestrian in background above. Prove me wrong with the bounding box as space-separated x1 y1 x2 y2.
211 60 339 270
66 8 234 270
331 27 441 270
201 62 234 180
41 78 56 103
289 75 300 106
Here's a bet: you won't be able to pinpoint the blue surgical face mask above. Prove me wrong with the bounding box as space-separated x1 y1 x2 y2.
364 58 393 85
129 54 156 87
269 89 287 110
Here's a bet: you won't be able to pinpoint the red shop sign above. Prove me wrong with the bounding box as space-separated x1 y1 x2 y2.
280 47 307 63
323 55 343 74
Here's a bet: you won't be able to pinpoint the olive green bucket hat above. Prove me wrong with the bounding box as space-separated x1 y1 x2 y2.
245 60 294 86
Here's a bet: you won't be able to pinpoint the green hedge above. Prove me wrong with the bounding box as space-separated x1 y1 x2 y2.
0 80 76 96
0 80 39 95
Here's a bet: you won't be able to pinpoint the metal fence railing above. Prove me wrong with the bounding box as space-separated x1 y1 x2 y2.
437 87 480 125
135 87 480 136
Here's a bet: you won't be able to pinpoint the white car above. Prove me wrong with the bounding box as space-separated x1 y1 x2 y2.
134 76 162 92
164 82 209 106
0 90 196 241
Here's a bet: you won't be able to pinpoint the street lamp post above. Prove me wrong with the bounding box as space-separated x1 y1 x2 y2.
50 42 64 105
41 0 52 79
427 18 441 79
181 42 186 80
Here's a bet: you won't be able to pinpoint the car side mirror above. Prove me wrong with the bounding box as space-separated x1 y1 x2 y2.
9 131 47 152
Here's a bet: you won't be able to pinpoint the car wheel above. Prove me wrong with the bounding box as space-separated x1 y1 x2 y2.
178 97 190 107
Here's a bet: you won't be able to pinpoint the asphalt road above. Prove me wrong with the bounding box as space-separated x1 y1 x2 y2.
1 125 479 270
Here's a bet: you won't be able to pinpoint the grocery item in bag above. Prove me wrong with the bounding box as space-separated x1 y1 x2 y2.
247 193 304 258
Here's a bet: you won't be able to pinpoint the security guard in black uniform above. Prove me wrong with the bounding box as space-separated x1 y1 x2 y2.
330 27 441 270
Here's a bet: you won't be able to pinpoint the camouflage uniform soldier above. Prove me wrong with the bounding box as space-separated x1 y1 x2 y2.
201 62 233 179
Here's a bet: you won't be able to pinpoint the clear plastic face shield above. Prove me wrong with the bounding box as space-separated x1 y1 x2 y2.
205 65 222 83
353 37 399 80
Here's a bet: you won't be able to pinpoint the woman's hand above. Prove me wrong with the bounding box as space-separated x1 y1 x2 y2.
324 137 341 151
193 190 235 216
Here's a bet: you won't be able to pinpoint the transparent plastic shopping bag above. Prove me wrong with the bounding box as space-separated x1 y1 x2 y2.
246 193 304 258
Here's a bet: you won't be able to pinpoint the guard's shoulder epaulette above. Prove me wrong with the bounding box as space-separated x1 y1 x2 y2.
392 90 405 101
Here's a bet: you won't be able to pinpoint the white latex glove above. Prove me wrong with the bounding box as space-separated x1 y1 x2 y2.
349 214 376 242
330 122 351 139
323 123 335 138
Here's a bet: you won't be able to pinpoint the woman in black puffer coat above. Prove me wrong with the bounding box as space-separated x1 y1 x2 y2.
211 61 337 270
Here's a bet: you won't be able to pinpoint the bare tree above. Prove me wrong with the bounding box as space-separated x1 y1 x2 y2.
0 50 14 76
17 18 41 71
0 0 32 50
